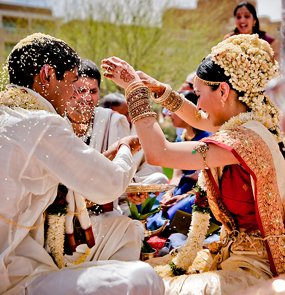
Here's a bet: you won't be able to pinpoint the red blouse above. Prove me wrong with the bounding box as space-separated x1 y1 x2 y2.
220 164 259 231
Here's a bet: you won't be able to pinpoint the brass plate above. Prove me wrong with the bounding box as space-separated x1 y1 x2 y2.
125 183 175 193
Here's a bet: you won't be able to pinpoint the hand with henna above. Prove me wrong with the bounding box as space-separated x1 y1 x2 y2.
136 70 168 97
101 56 142 90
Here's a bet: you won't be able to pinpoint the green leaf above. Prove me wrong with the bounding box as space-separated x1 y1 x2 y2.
140 196 157 214
139 206 161 220
128 202 140 219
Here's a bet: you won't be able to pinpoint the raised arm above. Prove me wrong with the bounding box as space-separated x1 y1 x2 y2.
25 114 140 204
101 56 238 171
136 70 218 133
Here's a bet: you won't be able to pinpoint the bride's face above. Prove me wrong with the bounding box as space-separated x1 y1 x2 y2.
65 76 99 123
194 78 225 127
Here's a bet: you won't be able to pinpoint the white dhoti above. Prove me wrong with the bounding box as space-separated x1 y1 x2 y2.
25 260 164 295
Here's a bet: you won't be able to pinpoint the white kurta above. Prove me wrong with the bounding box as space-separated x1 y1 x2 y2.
0 101 164 294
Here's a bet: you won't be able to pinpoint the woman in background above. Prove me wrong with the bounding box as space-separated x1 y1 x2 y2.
224 1 279 60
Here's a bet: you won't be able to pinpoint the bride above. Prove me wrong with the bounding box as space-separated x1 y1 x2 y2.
101 34 285 294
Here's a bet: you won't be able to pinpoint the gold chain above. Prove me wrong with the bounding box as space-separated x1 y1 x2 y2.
0 213 45 230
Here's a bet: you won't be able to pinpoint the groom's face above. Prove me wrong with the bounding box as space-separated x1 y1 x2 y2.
47 67 78 117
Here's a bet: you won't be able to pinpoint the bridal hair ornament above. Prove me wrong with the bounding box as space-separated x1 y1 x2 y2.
209 34 281 141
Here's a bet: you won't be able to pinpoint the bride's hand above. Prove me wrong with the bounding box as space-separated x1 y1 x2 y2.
136 70 167 97
101 56 142 90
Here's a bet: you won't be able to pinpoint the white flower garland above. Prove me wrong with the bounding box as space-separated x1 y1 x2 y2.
210 34 281 143
220 111 269 130
46 214 66 268
173 211 210 270
155 174 211 277
0 85 50 111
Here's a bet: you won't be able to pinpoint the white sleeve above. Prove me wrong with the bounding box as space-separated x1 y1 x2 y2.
22 114 136 204
108 112 130 145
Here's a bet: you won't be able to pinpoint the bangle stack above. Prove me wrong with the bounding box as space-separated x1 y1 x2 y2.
152 84 184 112
127 86 157 124
125 81 145 97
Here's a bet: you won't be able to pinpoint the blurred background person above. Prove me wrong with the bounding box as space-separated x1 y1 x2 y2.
224 1 279 60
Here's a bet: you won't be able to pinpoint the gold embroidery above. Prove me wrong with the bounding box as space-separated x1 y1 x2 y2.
204 127 285 275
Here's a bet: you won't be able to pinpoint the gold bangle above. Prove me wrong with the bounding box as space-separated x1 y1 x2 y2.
127 86 157 123
151 83 184 112
125 81 144 97
160 91 184 112
131 112 157 124
152 84 172 103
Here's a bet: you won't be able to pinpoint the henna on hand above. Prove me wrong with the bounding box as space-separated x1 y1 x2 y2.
120 69 135 83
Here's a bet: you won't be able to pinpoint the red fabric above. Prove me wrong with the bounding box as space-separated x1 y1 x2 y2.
220 165 258 231
146 236 167 255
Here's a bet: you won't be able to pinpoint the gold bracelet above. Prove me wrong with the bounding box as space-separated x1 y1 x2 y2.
125 81 144 97
152 84 184 112
152 84 172 103
131 112 157 124
192 142 209 169
127 86 157 123
160 91 184 112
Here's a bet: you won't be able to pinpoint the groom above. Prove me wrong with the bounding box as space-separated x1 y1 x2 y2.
0 33 164 295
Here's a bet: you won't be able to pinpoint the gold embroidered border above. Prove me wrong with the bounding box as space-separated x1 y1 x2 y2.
204 127 285 275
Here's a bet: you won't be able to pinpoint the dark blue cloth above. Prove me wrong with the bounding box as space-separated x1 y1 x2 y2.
146 129 211 231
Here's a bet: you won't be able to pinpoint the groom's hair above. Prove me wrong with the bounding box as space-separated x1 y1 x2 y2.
8 33 80 88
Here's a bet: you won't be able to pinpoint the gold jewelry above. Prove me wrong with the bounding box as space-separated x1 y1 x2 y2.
195 110 202 120
127 86 157 123
194 75 223 86
152 84 172 103
0 213 45 230
125 81 144 97
192 142 209 169
152 85 184 112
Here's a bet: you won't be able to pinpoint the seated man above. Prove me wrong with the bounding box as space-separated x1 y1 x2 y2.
64 58 145 261
0 33 164 295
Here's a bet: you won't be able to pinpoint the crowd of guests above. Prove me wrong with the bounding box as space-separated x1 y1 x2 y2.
0 1 284 295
